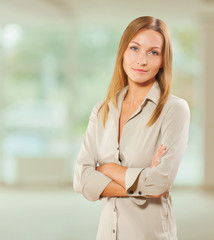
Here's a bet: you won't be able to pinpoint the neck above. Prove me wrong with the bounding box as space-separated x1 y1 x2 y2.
124 79 155 106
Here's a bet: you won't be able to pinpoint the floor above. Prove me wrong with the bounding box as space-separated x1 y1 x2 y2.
0 186 213 240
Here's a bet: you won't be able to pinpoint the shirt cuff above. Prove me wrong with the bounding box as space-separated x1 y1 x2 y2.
125 167 144 195
82 170 112 201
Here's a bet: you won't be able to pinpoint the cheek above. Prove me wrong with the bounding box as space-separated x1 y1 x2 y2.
123 51 136 65
123 59 129 76
123 54 130 72
150 58 163 70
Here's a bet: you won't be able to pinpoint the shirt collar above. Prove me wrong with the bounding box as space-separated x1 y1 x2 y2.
116 80 160 107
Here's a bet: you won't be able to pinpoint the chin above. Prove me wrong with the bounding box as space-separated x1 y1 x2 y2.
129 78 155 85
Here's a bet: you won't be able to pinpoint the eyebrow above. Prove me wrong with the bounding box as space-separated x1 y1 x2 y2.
130 41 162 49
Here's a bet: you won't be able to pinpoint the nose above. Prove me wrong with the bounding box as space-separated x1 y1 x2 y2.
137 52 148 65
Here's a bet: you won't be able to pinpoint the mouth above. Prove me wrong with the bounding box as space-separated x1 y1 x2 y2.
132 68 148 73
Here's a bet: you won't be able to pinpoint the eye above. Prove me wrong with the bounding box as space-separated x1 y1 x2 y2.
150 51 159 55
130 46 139 52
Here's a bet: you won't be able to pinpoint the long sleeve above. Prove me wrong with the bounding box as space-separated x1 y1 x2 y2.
73 103 112 201
125 98 190 197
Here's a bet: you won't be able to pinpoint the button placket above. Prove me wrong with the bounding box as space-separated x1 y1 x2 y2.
114 154 119 163
112 198 118 240
119 151 125 166
115 145 122 165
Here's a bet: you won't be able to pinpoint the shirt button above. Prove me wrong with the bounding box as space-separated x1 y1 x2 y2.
138 191 142 195
113 229 115 233
117 146 119 150
129 190 134 194
114 208 116 212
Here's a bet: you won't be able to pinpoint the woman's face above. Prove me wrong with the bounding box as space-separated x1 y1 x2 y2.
123 29 164 85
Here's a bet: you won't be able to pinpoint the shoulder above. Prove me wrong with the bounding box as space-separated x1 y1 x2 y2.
162 95 190 121
89 101 104 123
165 95 190 113
91 101 104 115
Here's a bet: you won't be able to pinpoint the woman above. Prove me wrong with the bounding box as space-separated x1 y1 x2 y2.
73 16 190 240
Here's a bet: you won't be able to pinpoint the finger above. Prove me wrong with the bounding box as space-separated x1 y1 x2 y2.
157 148 166 156
161 149 166 154
159 150 166 157
158 145 163 152
154 159 160 166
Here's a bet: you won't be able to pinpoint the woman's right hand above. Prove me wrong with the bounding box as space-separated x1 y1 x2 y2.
150 144 166 168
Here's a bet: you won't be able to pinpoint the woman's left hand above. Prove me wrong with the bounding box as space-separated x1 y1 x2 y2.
150 144 166 168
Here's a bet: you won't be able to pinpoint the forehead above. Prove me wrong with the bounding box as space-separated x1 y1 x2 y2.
130 29 164 49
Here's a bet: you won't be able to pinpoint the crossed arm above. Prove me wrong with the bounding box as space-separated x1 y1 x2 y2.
96 144 167 198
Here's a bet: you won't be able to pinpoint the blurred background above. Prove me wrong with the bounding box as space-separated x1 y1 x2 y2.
0 0 214 239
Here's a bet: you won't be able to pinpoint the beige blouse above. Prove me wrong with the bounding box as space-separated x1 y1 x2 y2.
73 81 190 240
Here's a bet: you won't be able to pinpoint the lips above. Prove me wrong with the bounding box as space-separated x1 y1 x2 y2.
132 68 148 73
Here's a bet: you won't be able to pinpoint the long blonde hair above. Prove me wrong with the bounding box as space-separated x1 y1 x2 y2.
98 16 173 127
